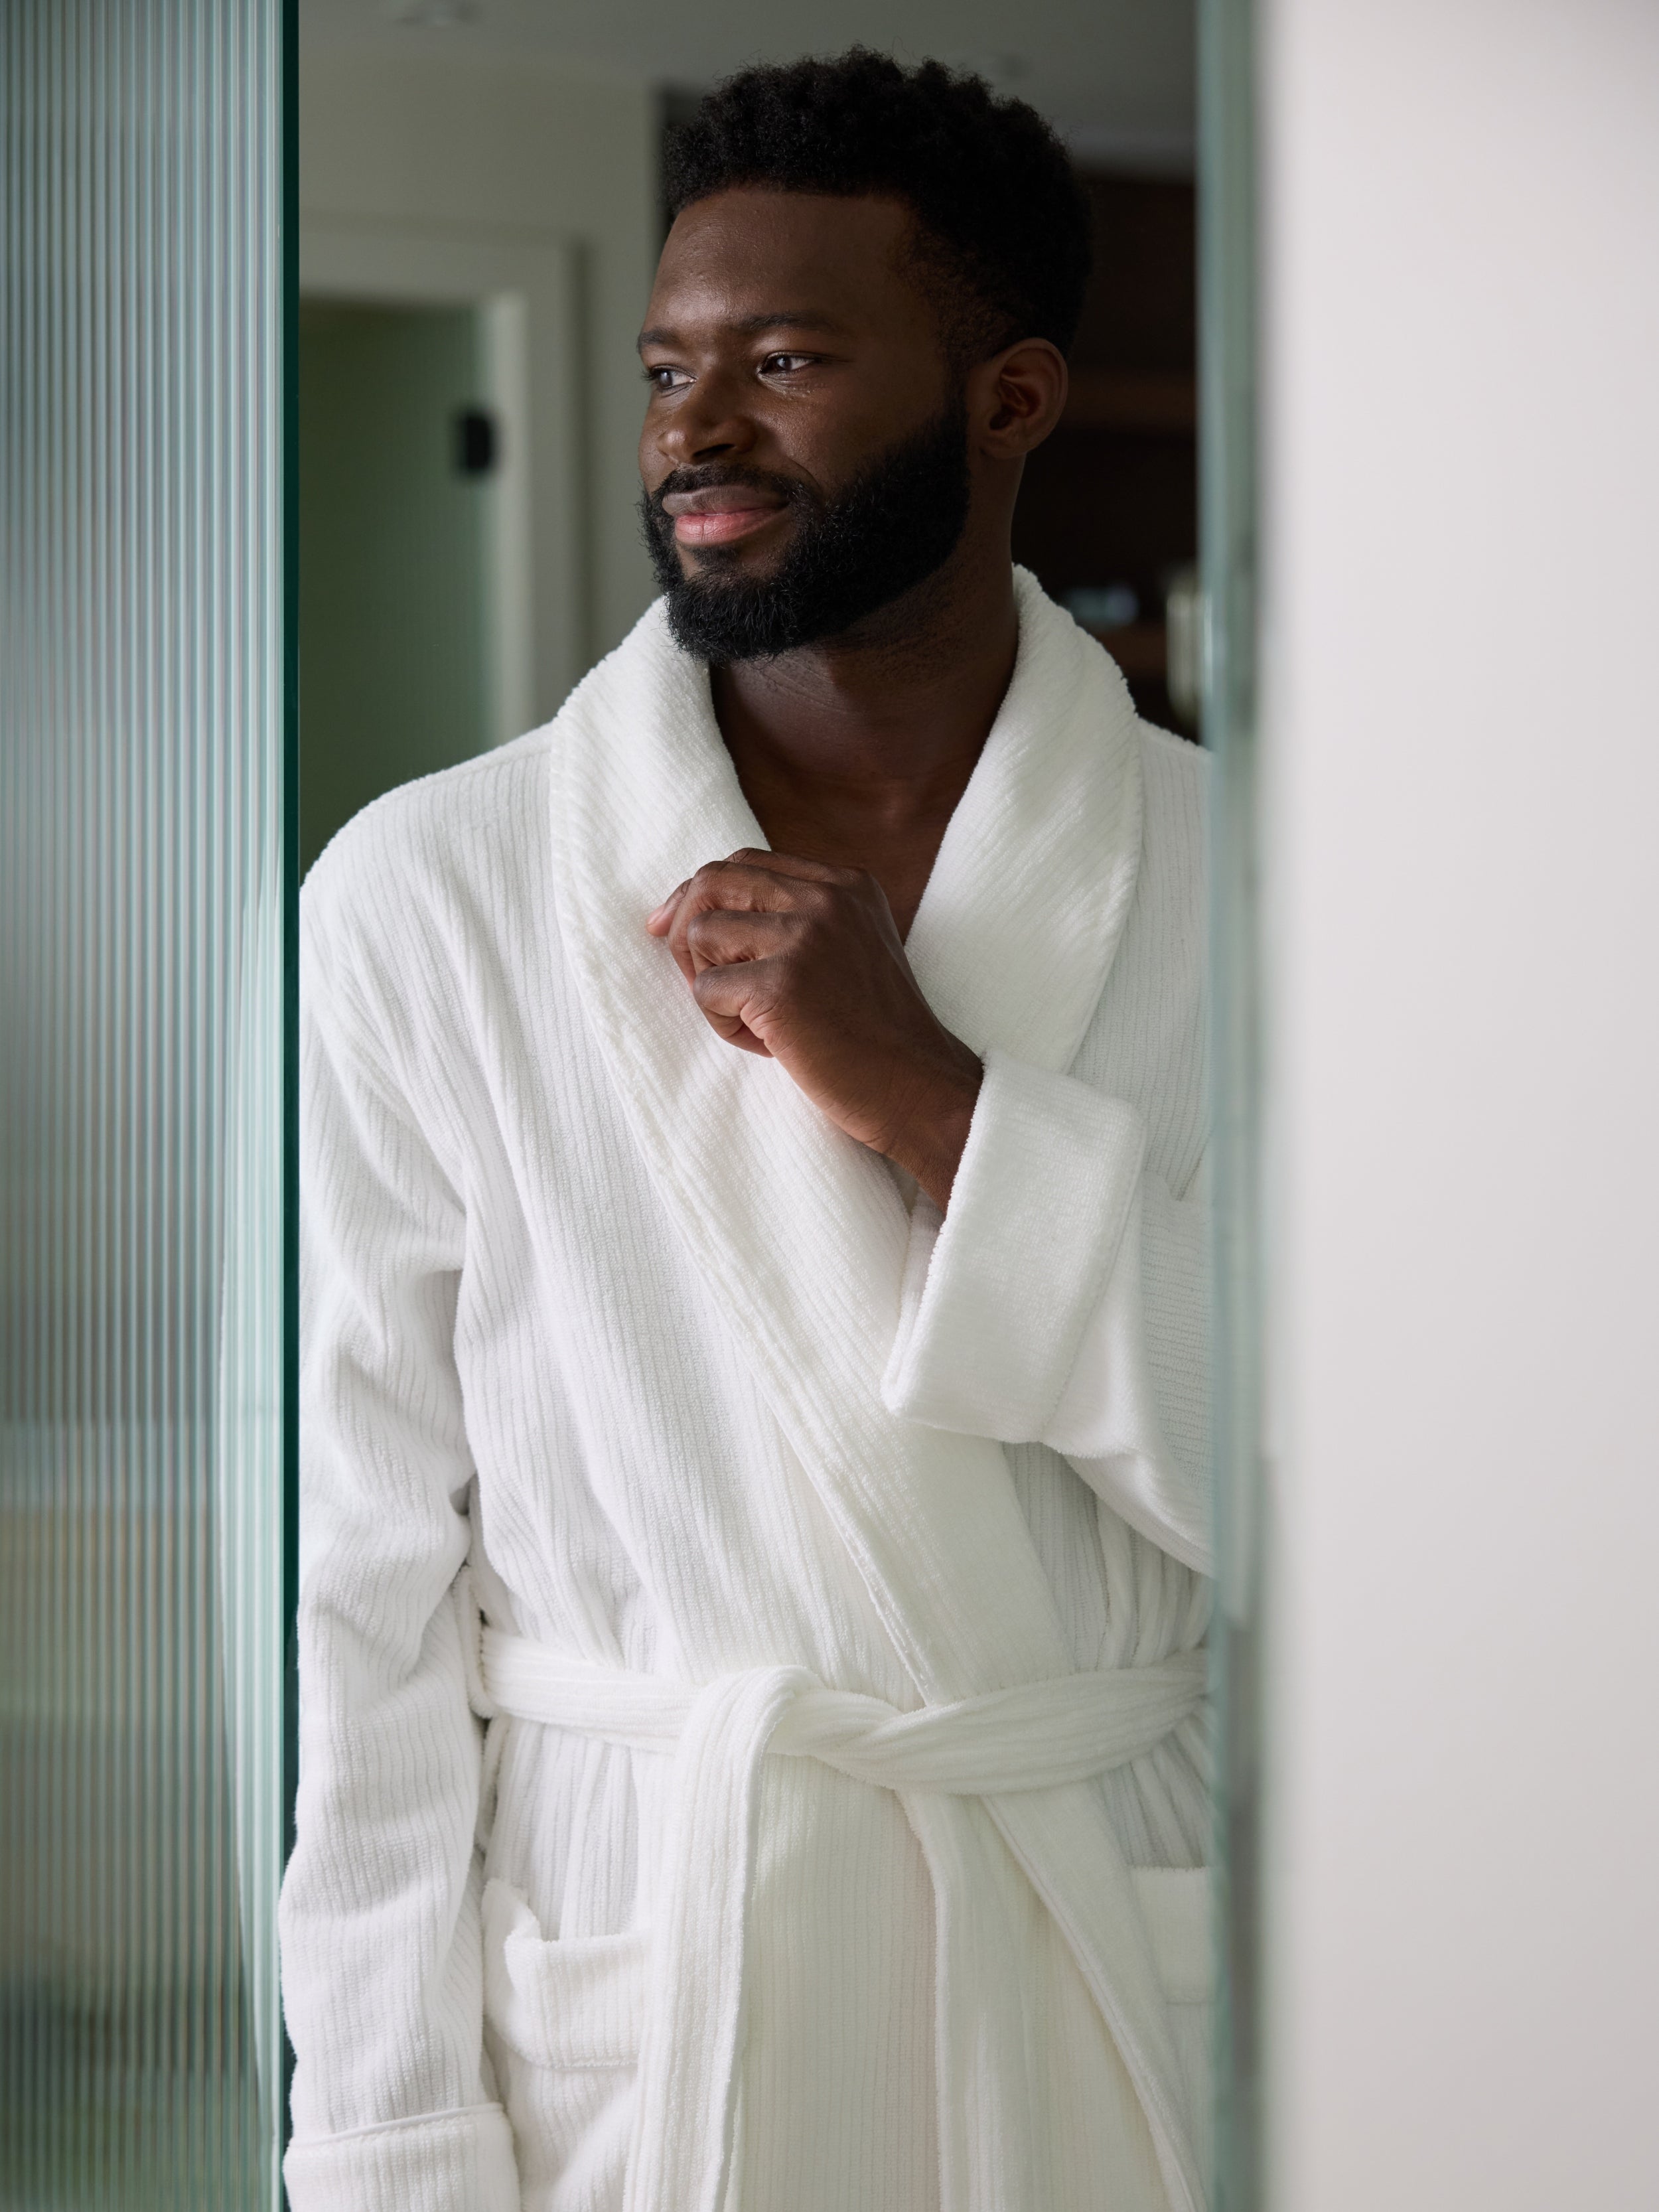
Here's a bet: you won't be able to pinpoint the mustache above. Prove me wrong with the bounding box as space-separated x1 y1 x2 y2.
644 462 818 518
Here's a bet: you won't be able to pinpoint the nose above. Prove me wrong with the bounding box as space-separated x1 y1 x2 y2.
650 366 758 471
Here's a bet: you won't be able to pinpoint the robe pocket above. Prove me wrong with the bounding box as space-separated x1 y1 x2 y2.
481 1876 648 2071
1132 1864 1214 2167
1131 1866 1213 2004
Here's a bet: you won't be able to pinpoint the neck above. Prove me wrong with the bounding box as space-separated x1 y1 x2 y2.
710 545 1019 936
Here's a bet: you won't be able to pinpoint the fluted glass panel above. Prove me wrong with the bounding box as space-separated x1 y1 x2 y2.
1 3 286 2207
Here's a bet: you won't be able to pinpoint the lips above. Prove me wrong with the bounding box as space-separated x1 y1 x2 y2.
660 480 789 550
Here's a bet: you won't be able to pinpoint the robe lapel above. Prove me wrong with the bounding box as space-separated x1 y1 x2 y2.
547 575 1200 2211
903 568 1144 1074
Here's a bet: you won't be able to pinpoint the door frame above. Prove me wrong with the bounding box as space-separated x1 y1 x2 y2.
298 218 585 741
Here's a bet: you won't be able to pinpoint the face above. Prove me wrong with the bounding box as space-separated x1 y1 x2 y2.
638 189 975 659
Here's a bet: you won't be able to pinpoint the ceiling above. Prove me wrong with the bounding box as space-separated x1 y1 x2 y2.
300 0 1196 171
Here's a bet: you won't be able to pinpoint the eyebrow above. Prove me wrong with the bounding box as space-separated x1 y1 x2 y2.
636 310 849 353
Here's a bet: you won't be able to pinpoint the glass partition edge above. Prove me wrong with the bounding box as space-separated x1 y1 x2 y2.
1198 3 1263 2210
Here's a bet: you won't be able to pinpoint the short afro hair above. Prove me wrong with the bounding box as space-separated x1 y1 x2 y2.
664 50 1093 364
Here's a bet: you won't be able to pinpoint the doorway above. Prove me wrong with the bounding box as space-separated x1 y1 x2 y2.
297 297 498 875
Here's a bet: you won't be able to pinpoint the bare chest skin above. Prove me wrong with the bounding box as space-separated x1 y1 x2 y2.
713 664 997 942
727 767 962 944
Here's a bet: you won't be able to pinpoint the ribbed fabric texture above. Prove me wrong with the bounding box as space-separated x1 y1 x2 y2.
482 1885 648 2072
478 1633 1208 2212
283 2105 519 2212
279 575 1213 2212
883 1051 1149 1439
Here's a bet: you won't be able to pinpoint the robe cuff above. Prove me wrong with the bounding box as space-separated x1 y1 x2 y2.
883 1048 1146 1440
283 2102 520 2212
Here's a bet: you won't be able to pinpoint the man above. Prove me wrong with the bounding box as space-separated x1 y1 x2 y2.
281 51 1212 2212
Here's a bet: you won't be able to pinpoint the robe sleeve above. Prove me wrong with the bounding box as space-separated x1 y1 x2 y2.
881 1047 1212 1576
278 885 520 2212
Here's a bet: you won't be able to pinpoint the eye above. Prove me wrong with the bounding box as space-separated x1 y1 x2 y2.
760 352 818 376
643 363 691 392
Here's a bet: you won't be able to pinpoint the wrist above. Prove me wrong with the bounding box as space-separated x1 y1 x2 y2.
881 1044 982 1212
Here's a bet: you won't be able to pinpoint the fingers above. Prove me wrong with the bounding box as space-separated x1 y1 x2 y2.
718 847 852 885
649 857 840 984
683 907 801 974
691 954 782 1056
644 863 790 967
644 880 689 934
646 849 859 932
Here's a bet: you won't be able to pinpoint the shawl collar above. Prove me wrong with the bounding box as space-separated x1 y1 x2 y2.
904 568 1144 1072
547 573 1199 2210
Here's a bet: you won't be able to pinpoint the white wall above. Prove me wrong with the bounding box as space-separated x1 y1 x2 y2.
300 42 660 682
1259 1 1659 2206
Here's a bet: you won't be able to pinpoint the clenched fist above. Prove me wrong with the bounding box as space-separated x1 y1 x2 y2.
646 849 981 1210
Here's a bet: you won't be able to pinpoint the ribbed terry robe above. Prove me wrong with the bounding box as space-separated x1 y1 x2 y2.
279 568 1214 2212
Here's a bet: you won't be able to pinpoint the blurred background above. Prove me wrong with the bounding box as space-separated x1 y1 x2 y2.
297 0 1202 872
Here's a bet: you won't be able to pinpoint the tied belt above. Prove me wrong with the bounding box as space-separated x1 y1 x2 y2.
478 1627 1207 2212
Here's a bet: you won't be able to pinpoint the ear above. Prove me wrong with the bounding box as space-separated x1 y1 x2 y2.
970 338 1069 460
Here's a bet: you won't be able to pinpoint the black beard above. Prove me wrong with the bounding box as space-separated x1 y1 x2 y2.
639 400 972 664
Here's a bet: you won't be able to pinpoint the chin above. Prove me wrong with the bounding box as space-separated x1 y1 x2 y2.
680 542 789 584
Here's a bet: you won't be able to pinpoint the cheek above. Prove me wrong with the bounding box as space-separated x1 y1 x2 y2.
782 366 952 492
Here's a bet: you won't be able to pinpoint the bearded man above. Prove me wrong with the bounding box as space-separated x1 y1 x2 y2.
280 50 1214 2212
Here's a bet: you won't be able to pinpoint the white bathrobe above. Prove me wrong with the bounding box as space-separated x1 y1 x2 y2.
279 568 1214 2212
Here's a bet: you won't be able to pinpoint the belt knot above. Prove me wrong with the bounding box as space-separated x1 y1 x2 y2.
478 1633 1208 2212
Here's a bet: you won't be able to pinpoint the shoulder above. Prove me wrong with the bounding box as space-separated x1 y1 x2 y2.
1137 717 1208 807
1120 717 1207 1000
304 725 557 920
1074 717 1209 1175
299 725 562 1035
1133 719 1207 888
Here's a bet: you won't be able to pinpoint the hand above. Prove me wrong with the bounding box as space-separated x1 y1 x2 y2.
646 849 981 1210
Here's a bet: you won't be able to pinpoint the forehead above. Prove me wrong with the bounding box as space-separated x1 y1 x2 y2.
643 188 936 342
